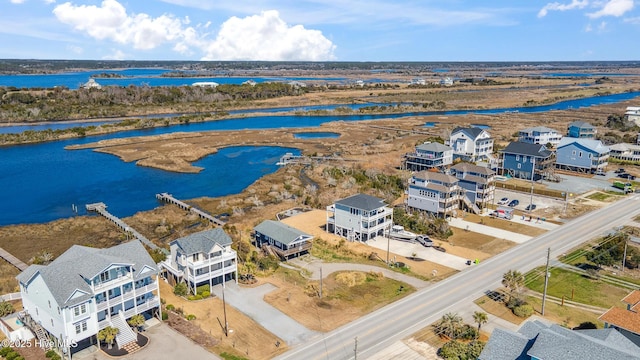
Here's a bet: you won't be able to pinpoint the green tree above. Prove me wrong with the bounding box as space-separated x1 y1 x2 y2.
502 270 525 302
98 326 119 349
127 314 145 332
433 312 464 339
472 311 488 336
0 300 15 317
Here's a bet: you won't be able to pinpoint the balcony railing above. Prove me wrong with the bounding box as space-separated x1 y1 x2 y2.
93 273 132 291
266 242 313 259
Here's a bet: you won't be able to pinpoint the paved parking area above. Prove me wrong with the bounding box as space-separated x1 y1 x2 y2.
367 237 469 270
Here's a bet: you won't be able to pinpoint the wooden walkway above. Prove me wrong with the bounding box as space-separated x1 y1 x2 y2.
156 193 226 226
85 202 163 252
0 247 28 271
276 152 354 166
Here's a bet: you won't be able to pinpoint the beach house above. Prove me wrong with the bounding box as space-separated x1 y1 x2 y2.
556 137 609 174
500 141 555 180
161 228 237 295
450 162 496 212
567 121 596 138
610 143 640 162
15 241 160 358
254 220 313 260
326 193 393 242
404 142 453 172
406 171 463 217
625 106 640 126
446 127 494 162
518 126 563 147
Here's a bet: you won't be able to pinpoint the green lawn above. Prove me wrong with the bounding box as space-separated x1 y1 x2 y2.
525 267 629 308
585 192 612 201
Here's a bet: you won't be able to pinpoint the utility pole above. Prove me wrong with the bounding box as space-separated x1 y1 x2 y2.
354 336 358 360
319 267 323 298
222 285 229 336
541 247 551 316
529 156 536 212
386 224 391 265
622 236 628 272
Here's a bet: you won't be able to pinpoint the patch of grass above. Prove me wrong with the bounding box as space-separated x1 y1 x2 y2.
474 295 525 325
525 267 630 308
585 192 612 201
526 296 604 329
325 271 415 312
220 352 250 360
462 214 547 237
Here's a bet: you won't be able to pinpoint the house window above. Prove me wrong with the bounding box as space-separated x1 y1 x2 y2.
74 303 87 316
75 323 81 334
579 151 583 158
517 163 521 169
100 271 110 282
192 254 198 262
516 155 519 161
572 150 576 155
48 300 51 308
82 321 87 331
523 156 527 163
51 319 54 327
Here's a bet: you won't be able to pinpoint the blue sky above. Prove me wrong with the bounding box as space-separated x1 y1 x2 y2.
1 0 639 61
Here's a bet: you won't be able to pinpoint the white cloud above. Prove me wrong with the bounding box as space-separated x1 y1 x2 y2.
538 0 589 18
52 1 335 60
66 44 83 54
201 10 336 61
10 0 27 3
624 16 640 23
587 0 634 18
53 0 196 50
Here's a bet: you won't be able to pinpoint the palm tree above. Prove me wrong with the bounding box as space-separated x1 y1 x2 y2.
127 314 145 333
433 312 464 339
502 269 525 302
98 326 119 349
473 311 488 337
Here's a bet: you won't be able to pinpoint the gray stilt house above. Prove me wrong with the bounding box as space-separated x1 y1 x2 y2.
253 220 313 260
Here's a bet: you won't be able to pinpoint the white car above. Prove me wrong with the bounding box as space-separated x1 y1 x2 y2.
497 197 509 205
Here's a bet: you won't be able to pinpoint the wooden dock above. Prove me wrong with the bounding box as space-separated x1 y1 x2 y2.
85 202 162 252
0 247 28 271
156 193 226 227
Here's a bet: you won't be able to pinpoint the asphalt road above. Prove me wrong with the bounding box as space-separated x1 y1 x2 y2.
276 194 640 360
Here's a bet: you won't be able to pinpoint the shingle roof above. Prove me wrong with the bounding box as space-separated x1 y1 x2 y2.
599 307 640 335
481 320 640 360
413 171 458 184
558 137 609 154
335 193 387 211
16 241 158 308
254 220 312 245
501 141 553 158
452 126 485 139
569 121 595 129
416 142 452 152
170 228 232 256
520 126 560 134
451 162 495 176
622 290 640 306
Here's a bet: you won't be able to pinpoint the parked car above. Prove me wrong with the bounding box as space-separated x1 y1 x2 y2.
497 197 509 205
508 199 519 207
619 173 636 180
525 204 537 211
415 235 433 247
615 168 626 174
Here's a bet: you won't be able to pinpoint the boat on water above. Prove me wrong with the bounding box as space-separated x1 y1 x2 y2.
388 225 418 241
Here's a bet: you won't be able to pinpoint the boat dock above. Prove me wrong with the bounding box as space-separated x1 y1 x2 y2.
156 193 226 226
277 152 353 166
85 202 161 251
0 247 28 271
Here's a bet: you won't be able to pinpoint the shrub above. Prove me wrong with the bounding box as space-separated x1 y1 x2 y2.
51 354 61 360
506 297 525 309
173 283 188 296
0 347 12 356
513 303 534 318
186 314 196 320
196 284 210 295
201 291 210 298
6 351 20 360
458 325 479 341
161 311 168 321
165 304 175 311
45 349 57 358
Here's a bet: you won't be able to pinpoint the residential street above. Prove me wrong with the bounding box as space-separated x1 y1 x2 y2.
276 194 640 360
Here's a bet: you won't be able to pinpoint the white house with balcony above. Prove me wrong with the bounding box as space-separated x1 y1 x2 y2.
446 127 494 162
518 126 563 147
404 142 453 171
161 228 237 295
15 241 160 358
326 193 393 242
625 106 640 126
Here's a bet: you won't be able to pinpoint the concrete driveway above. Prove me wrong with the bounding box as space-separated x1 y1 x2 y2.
367 236 470 270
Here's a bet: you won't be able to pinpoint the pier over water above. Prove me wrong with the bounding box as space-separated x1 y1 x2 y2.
156 193 226 227
85 202 162 252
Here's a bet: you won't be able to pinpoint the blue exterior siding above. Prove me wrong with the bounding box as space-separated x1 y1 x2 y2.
556 143 595 169
503 153 535 179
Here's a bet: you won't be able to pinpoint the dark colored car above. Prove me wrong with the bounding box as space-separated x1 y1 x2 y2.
525 204 537 211
508 200 519 207
619 173 636 180
615 168 626 174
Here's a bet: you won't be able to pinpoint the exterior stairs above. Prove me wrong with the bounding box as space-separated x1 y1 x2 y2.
111 312 137 349
461 196 480 214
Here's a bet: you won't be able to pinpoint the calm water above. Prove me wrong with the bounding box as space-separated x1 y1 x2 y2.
1 90 640 226
0 68 350 89
293 132 340 139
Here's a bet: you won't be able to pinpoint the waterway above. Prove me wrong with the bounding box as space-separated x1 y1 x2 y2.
1 91 639 226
